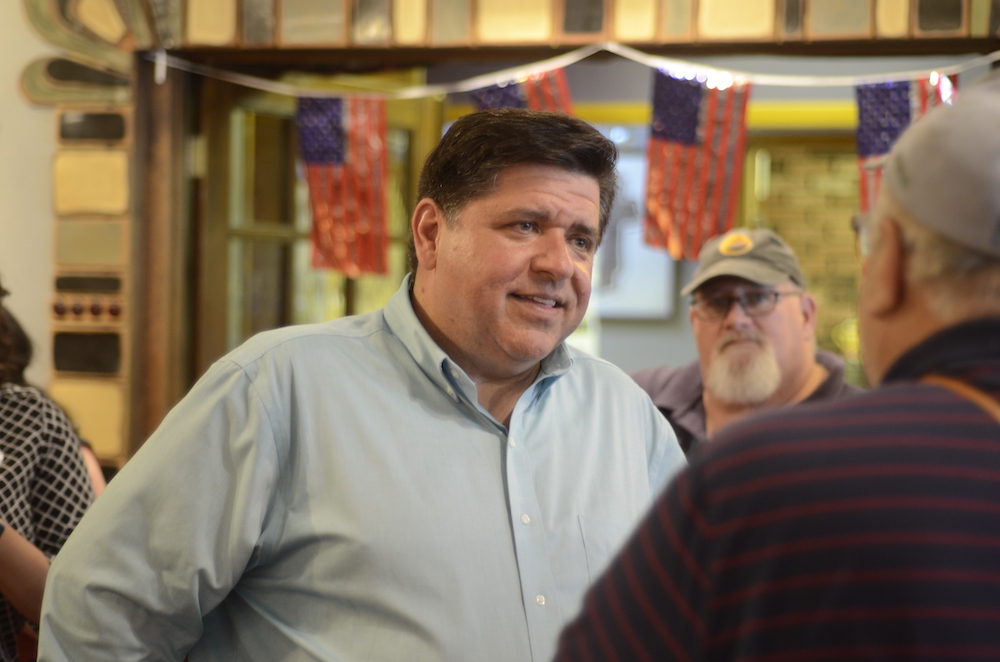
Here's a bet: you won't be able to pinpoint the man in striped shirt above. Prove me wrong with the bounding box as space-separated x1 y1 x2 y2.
556 75 1000 661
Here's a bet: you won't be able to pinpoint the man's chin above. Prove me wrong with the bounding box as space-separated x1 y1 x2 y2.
718 343 762 364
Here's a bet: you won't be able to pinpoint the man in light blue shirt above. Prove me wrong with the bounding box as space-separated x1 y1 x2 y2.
38 108 684 662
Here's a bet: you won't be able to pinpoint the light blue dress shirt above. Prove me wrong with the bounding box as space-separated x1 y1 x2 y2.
39 277 684 662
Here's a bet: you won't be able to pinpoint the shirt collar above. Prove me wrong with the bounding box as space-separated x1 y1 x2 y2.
882 316 1000 384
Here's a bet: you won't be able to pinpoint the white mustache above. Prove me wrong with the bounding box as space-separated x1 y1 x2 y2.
717 332 764 351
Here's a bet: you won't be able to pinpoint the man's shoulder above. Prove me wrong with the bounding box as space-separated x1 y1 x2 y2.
226 311 390 368
697 383 916 464
629 360 702 404
566 348 656 393
813 350 866 399
0 383 53 417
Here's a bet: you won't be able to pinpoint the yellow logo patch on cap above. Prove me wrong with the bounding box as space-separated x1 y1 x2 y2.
718 231 754 256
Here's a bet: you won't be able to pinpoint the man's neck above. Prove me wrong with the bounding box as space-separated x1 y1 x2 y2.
703 360 828 438
476 365 541 428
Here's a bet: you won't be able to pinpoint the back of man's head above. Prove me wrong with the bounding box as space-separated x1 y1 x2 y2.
883 75 1000 258
877 75 1000 321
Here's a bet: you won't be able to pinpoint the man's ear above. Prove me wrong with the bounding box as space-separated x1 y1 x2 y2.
863 216 906 317
411 198 445 271
798 291 819 336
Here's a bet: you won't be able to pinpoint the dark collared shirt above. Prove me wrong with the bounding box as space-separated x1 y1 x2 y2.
631 349 863 455
558 317 1000 661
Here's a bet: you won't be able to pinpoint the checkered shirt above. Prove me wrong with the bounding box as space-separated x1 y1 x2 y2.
0 384 94 661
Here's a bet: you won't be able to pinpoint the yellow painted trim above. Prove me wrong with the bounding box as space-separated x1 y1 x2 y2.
747 100 857 130
446 100 857 130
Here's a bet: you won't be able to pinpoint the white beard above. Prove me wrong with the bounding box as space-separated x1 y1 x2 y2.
704 332 782 406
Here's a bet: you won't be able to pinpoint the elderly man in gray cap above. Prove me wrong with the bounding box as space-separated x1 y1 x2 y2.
557 76 1000 660
632 227 861 455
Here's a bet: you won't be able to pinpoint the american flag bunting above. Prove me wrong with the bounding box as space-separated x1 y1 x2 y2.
644 70 751 260
296 96 389 276
855 74 956 213
470 68 573 114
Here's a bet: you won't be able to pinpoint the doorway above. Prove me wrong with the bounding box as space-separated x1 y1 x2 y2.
193 71 442 376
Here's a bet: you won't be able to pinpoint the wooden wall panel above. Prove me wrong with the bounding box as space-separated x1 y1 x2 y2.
808 0 873 39
477 0 552 42
614 0 657 41
185 0 238 45
660 0 695 41
280 0 348 45
394 0 429 44
876 0 911 37
699 0 776 41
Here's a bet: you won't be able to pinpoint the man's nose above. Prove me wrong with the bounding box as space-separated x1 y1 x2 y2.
723 296 753 325
532 232 576 280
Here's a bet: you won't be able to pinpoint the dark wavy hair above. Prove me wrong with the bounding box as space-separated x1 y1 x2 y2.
408 108 619 271
0 281 31 386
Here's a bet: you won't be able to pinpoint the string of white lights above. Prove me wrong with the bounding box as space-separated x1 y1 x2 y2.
147 41 1000 98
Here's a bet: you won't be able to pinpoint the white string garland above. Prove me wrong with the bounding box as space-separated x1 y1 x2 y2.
146 41 1000 98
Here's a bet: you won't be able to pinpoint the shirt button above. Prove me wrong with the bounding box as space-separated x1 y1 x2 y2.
520 514 531 525
535 595 546 606
508 439 516 447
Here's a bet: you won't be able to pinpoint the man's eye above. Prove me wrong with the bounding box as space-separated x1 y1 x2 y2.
572 237 594 252
706 296 729 311
744 292 771 307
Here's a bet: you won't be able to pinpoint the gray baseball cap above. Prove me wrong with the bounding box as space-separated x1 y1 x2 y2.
681 228 805 296
882 74 1000 256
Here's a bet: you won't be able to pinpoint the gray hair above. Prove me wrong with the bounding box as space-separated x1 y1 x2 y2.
874 190 1000 321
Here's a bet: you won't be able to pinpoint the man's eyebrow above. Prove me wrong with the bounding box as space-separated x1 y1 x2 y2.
569 221 599 240
501 208 549 221
502 209 599 232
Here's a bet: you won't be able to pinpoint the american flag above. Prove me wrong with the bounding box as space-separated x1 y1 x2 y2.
643 70 751 261
469 68 573 114
296 96 389 276
855 75 956 213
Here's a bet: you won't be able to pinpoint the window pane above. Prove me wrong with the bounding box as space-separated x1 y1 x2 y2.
59 111 127 142
352 0 392 43
564 0 605 34
243 0 275 44
146 0 182 47
660 0 694 40
916 0 964 31
782 0 804 38
251 115 295 226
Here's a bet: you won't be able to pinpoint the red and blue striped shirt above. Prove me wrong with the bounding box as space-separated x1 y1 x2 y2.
557 317 1000 662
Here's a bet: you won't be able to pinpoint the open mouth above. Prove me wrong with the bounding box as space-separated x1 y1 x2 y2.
514 294 560 308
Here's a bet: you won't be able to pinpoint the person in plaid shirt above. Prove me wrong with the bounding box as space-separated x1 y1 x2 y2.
0 280 94 661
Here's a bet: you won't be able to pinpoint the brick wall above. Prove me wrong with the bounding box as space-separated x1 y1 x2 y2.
742 136 867 385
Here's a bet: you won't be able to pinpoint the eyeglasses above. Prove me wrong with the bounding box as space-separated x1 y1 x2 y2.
691 290 802 321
